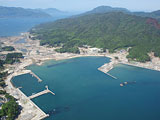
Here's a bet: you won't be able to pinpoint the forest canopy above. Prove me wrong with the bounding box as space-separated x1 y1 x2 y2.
30 12 160 62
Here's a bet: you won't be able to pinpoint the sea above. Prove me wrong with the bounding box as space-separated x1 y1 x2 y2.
0 17 56 37
12 57 160 120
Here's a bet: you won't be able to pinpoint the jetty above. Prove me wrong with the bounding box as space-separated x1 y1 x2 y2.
105 72 117 79
98 59 118 79
30 71 42 82
29 86 55 99
98 66 117 79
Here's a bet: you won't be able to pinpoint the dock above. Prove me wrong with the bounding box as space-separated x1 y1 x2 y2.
30 71 42 82
29 86 55 99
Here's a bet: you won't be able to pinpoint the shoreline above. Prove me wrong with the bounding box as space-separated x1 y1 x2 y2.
1 32 160 120
98 57 160 79
9 54 160 120
5 70 49 120
16 88 49 120
4 54 107 120
120 62 160 72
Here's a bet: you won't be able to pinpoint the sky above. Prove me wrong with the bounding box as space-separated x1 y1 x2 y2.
0 0 160 12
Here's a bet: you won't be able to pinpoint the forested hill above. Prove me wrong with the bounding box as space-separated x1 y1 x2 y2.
79 6 160 20
132 10 160 20
0 6 51 18
30 12 160 62
82 6 129 15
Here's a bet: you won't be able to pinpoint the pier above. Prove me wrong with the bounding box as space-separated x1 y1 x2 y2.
30 71 42 82
29 86 55 99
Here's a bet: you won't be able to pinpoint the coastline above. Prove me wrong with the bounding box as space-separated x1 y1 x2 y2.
5 68 49 120
6 55 107 120
98 56 160 78
1 32 160 120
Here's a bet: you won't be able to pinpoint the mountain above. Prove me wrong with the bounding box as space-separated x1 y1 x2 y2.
133 10 160 19
80 6 160 20
148 10 160 19
0 6 51 18
152 10 160 17
83 6 130 15
30 12 160 62
38 8 77 19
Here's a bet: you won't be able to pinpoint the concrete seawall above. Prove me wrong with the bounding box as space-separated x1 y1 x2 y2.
17 88 49 120
98 60 118 79
14 70 43 82
6 70 49 120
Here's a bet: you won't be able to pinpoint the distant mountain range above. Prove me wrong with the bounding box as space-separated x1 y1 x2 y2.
30 6 160 62
0 6 51 18
1 5 160 62
0 6 76 18
1 6 160 20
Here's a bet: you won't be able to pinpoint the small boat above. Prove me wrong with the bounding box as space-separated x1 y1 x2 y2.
120 83 124 87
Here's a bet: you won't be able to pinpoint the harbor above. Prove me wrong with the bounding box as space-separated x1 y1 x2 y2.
2 32 160 120
5 73 50 120
11 56 160 120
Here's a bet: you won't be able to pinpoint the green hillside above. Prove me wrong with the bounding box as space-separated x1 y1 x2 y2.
133 10 160 20
78 6 160 20
82 6 129 15
30 12 160 62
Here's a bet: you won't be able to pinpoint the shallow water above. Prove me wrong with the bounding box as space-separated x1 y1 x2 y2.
12 57 160 120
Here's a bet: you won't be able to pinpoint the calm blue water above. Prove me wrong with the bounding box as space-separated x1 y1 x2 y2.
0 17 55 37
12 57 160 120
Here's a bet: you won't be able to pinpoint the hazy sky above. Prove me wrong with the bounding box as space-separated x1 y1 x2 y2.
0 0 160 12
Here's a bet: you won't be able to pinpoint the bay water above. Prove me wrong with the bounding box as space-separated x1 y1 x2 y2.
12 57 160 120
